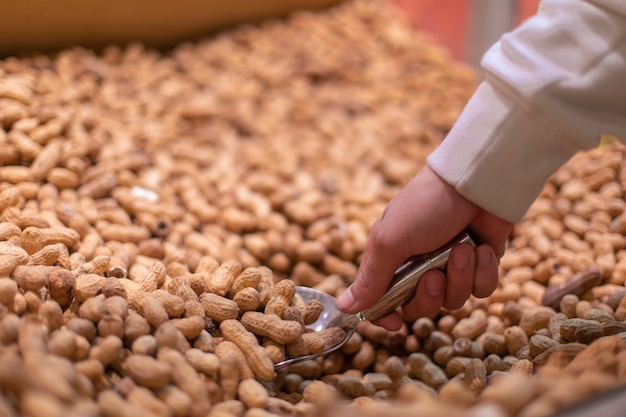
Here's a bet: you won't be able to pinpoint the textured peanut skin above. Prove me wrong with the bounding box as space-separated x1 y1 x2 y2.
237 378 269 409
240 311 303 344
464 358 487 393
256 266 275 308
170 316 205 340
217 350 240 401
510 358 534 375
199 293 240 322
220 319 276 381
157 347 211 416
232 287 261 312
229 266 262 296
408 352 448 389
519 306 557 336
303 299 324 325
12 265 48 291
206 260 242 297
286 332 326 358
262 337 286 363
123 354 173 390
215 340 255 380
451 309 488 340
184 348 220 378
134 293 169 328
264 279 296 319
151 289 186 318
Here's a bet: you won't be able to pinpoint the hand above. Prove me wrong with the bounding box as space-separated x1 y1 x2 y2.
336 165 513 331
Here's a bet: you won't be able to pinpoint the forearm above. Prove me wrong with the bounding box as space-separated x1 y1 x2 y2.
428 0 626 223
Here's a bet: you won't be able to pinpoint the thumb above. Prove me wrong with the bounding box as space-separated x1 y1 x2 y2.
336 235 407 313
336 166 478 314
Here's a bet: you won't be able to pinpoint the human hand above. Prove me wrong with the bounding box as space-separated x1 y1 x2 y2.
336 165 513 331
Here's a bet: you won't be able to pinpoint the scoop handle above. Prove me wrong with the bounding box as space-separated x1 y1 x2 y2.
360 230 475 322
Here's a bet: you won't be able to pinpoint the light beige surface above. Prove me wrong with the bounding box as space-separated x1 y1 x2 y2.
1 0 342 56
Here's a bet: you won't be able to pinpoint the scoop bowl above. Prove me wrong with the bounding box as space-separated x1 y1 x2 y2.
273 230 474 370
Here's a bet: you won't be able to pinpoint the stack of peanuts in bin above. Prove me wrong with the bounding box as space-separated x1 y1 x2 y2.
2 1 626 417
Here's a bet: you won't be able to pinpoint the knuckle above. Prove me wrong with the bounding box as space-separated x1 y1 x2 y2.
368 227 396 254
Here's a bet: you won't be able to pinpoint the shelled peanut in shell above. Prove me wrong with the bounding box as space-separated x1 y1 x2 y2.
2 0 626 416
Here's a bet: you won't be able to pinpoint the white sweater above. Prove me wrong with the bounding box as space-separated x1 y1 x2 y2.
428 0 626 223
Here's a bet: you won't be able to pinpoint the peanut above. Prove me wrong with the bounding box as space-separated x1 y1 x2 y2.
89 335 123 368
263 337 286 364
240 311 303 344
131 335 158 356
237 378 269 409
0 278 19 306
12 264 48 291
170 316 205 340
151 289 186 318
214 340 255 380
264 279 296 319
134 293 169 328
206 260 242 297
184 348 220 378
542 266 602 309
232 287 261 312
229 266 262 296
464 358 487 393
519 306 557 336
408 352 448 389
126 386 173 417
123 354 173 390
154 321 191 353
220 319 276 381
156 385 193 417
303 299 324 325
351 340 375 370
504 326 529 356
199 293 240 323
302 379 339 406
451 309 488 340
158 347 211 416
256 266 275 308
217 350 241 401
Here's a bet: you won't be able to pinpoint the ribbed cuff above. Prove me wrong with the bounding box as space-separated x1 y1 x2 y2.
428 81 581 223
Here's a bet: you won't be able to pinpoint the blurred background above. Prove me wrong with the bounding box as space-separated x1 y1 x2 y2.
393 0 540 66
1 0 541 67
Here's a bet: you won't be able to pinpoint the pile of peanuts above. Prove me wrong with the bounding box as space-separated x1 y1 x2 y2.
2 0 626 416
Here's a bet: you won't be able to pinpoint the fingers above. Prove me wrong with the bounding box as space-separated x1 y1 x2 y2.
470 210 513 258
443 243 476 310
337 170 475 316
401 269 447 320
402 243 499 322
342 240 501 330
371 312 404 332
334 166 513 330
472 245 500 298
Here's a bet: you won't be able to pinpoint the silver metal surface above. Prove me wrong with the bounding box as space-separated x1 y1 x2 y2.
274 230 475 370
361 231 474 321
273 288 359 369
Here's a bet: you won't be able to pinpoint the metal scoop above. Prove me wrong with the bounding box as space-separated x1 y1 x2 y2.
274 231 475 369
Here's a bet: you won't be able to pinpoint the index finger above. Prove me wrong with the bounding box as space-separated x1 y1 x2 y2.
336 218 409 314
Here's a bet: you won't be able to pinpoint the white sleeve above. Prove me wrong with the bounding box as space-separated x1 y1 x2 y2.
428 0 626 223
